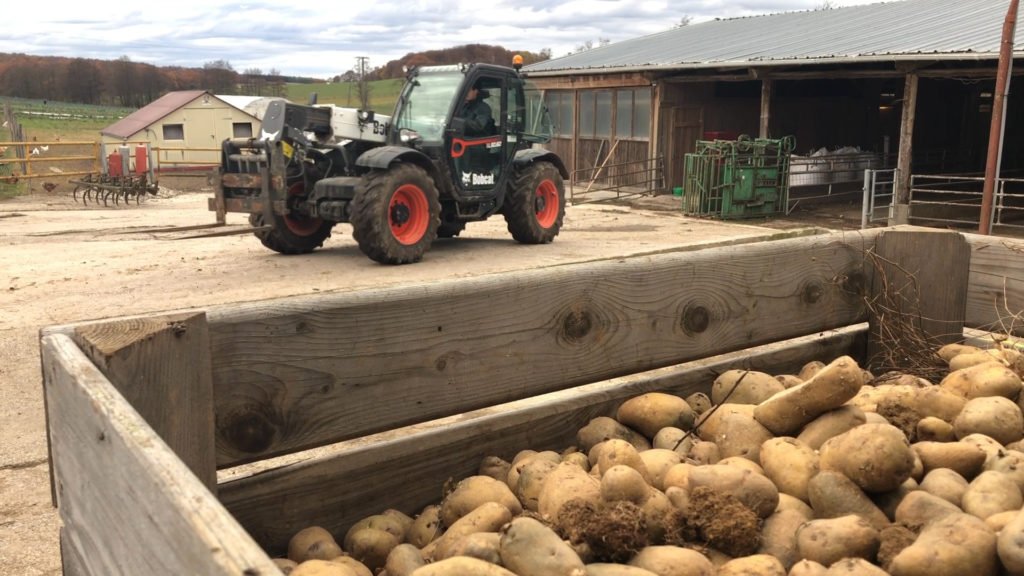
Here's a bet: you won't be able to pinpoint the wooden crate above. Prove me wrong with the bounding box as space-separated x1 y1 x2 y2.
40 227 1023 575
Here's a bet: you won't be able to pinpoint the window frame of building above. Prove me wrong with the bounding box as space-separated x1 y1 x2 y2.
162 123 185 140
232 122 253 138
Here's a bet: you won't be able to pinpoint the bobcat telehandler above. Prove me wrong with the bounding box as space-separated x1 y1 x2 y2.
212 59 568 264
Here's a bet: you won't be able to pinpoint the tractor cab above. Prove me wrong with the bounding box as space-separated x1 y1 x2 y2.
391 63 554 202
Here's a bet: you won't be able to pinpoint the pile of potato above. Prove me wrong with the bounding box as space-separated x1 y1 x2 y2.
276 341 1024 576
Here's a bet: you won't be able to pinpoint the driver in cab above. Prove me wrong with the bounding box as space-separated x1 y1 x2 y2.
461 82 495 137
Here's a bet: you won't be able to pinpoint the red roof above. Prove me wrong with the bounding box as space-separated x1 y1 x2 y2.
101 90 209 139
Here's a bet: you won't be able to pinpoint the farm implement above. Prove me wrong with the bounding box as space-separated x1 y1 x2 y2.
70 172 158 206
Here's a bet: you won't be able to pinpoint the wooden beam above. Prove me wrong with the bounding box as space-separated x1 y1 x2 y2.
892 72 919 224
961 233 1024 336
760 79 773 139
205 230 880 467
219 324 867 553
865 228 971 372
41 334 277 576
529 73 652 90
72 312 217 493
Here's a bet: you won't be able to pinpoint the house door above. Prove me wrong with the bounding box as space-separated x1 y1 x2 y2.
665 106 703 191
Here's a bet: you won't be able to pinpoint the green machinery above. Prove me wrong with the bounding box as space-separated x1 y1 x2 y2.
682 135 796 219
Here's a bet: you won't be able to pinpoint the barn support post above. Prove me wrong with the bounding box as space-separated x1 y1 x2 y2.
980 0 1018 235
890 72 918 225
760 79 773 139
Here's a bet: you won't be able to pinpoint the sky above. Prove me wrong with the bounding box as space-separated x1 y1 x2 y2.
3 0 883 79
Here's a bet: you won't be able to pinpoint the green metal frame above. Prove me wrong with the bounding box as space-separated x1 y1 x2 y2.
683 135 796 219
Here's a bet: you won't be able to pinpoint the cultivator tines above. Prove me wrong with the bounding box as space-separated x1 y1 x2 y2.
70 173 159 206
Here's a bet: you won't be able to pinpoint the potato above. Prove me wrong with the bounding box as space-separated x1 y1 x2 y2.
563 451 591 471
796 515 880 566
824 558 889 575
601 465 650 504
616 392 695 438
538 460 602 519
754 356 865 435
775 493 814 519
478 455 512 482
289 526 344 563
344 515 405 552
819 423 915 493
959 433 1004 468
406 505 442 548
760 437 819 503
695 403 754 439
888 513 997 576
595 438 651 481
953 396 1024 445
585 564 659 576
640 488 675 542
893 490 962 530
806 471 889 530
712 369 785 405
291 560 357 576
686 464 779 518
937 342 983 362
440 531 502 564
912 441 986 479
717 554 786 576
758 509 807 570
577 416 651 453
345 528 399 573
941 362 1023 399
910 387 967 422
872 478 918 522
499 517 586 576
274 558 299 575
440 475 523 527
962 470 1023 520
788 560 828 576
639 449 682 491
685 392 712 415
661 462 695 492
686 440 720 465
796 405 867 450
948 351 1007 372
507 450 560 491
330 556 371 576
776 374 804 389
514 457 560 512
652 427 691 456
984 449 1024 491
915 416 955 442
799 360 827 381
409 556 517 576
628 545 714 576
704 408 774 462
985 509 1018 532
426 502 512 561
998 508 1024 573
918 468 969 507
718 456 765 476
383 543 426 576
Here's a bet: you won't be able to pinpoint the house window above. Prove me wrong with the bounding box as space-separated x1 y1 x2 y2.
615 88 652 140
543 90 574 138
162 124 184 140
233 122 253 138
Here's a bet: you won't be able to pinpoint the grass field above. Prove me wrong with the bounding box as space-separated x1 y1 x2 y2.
286 79 404 114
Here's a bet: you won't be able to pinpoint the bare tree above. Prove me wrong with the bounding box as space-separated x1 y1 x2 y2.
675 15 693 28
355 56 372 110
267 68 286 98
111 56 138 107
203 60 237 94
818 0 835 8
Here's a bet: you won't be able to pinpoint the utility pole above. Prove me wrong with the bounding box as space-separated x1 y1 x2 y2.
979 0 1018 235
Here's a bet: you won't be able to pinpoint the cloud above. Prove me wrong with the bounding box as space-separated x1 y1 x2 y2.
0 0 880 78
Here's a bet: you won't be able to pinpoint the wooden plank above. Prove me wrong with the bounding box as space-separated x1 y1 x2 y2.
60 528 89 576
866 229 971 373
41 334 278 576
219 324 866 553
760 79 773 139
206 230 880 467
892 72 918 222
962 233 1024 335
72 312 217 493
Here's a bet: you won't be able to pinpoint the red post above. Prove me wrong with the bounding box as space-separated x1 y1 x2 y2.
980 0 1018 235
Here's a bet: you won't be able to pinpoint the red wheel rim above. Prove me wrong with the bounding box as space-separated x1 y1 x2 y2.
535 179 560 229
283 182 324 236
389 184 429 245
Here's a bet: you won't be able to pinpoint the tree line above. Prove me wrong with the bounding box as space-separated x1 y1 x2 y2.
336 44 551 82
0 53 292 108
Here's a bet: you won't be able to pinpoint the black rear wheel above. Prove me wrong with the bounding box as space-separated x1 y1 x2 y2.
350 164 440 264
503 161 565 244
250 181 332 254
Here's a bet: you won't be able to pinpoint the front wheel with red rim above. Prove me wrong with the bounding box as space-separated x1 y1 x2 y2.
250 181 333 255
504 161 565 244
350 164 440 264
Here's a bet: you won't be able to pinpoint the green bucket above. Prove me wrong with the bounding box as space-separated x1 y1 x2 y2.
672 187 683 197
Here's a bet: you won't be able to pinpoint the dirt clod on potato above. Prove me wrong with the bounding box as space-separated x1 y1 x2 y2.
666 486 761 557
877 524 917 571
555 498 648 563
876 396 922 442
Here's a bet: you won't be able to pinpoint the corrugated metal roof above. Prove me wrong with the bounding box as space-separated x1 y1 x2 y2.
526 0 1021 75
101 90 208 138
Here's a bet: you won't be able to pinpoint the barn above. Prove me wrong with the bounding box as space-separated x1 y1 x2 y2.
100 90 261 171
525 0 1024 228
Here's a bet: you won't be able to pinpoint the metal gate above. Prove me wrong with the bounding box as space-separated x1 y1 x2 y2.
861 168 897 228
